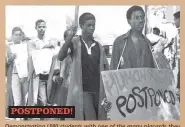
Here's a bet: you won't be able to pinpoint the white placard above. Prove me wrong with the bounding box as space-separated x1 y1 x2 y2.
32 49 55 75
10 43 28 78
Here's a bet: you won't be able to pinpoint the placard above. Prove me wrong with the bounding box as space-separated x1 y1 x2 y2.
10 43 28 78
101 68 180 120
32 49 55 75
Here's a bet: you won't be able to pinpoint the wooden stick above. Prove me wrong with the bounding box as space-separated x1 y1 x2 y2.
74 6 79 27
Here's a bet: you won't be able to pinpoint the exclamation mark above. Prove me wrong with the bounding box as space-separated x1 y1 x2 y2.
71 108 73 115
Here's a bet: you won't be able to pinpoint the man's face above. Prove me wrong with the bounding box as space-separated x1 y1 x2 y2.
174 17 180 28
128 10 145 32
81 19 95 37
36 22 46 35
12 31 22 42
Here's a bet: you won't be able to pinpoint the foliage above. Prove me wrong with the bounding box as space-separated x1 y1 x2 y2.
148 6 167 19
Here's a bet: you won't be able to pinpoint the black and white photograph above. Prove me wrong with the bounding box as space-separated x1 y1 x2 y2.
5 5 180 121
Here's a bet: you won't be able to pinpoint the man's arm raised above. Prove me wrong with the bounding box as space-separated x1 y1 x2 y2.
58 27 77 61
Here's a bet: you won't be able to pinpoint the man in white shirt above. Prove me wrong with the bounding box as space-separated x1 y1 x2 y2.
6 27 29 120
27 19 55 107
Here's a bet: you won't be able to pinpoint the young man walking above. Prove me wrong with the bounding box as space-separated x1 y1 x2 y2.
6 27 29 120
58 13 110 120
27 19 56 107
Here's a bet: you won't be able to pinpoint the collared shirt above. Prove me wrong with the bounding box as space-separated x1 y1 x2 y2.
27 36 53 78
28 36 51 59
110 30 155 70
28 36 50 50
79 36 101 92
81 38 96 55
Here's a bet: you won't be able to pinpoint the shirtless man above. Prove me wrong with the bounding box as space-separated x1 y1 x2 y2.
110 6 155 70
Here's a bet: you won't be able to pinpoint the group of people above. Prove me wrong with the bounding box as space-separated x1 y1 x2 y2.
5 6 180 121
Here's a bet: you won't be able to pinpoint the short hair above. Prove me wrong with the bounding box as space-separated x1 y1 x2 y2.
126 6 145 20
12 27 23 35
35 19 46 27
153 27 160 34
79 13 96 26
173 11 180 19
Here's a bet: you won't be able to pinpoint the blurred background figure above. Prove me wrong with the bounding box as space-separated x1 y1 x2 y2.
146 27 171 69
146 27 163 46
172 11 180 101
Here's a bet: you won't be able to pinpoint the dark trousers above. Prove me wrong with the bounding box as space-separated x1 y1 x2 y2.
177 59 180 89
83 92 99 120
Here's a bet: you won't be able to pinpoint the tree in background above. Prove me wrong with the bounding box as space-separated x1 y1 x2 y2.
66 15 75 30
145 6 167 35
